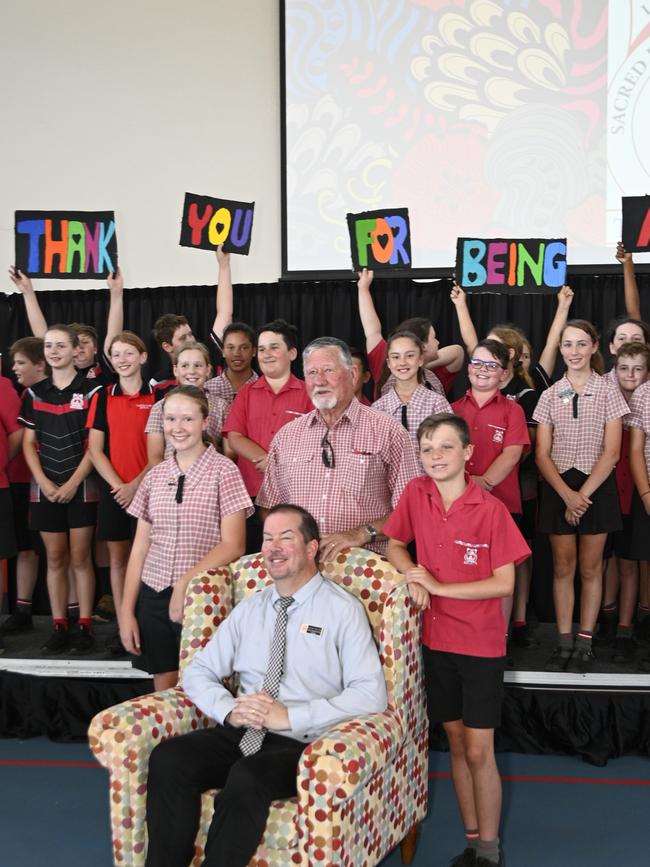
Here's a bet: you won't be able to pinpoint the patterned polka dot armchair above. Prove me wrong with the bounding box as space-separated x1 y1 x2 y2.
88 547 429 866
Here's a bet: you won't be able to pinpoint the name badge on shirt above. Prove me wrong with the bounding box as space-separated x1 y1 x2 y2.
300 623 323 637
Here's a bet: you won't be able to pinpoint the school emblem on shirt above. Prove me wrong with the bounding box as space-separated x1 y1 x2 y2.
70 392 85 410
454 539 489 566
489 424 505 443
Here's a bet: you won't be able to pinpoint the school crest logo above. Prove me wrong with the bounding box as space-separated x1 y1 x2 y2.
463 546 479 566
491 426 505 443
70 393 85 410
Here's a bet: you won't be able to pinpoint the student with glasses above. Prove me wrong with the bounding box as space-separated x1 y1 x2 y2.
257 337 419 563
452 340 530 519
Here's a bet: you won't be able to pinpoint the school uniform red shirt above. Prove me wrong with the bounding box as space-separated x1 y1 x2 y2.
384 476 530 657
87 383 156 483
128 446 253 591
452 389 530 514
222 374 313 496
6 382 37 485
0 377 21 488
18 371 102 502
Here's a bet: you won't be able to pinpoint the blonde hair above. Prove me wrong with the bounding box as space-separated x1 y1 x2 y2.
489 324 534 389
172 341 211 367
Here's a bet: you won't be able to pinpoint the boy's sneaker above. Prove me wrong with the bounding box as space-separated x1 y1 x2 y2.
0 610 33 634
566 646 596 674
69 624 95 655
449 848 476 866
105 629 127 658
611 637 637 664
544 646 572 672
41 624 69 654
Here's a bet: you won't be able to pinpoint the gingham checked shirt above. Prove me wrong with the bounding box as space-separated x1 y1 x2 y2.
627 380 650 474
145 393 228 458
128 446 253 591
256 398 420 553
205 371 258 407
371 384 452 450
533 372 629 474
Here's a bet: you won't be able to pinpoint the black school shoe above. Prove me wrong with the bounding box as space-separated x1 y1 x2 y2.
593 617 617 647
105 629 127 658
41 624 70 654
611 636 637 664
69 624 95 654
566 646 596 674
449 848 476 866
0 609 33 634
544 645 572 672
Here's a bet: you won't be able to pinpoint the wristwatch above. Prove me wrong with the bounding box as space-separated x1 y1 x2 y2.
365 524 378 545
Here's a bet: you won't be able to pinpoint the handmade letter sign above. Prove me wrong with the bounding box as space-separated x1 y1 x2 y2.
346 208 411 271
15 211 117 279
622 196 650 253
455 237 567 293
180 193 254 255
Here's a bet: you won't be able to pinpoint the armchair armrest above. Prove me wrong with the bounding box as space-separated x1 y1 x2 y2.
298 710 403 803
88 686 212 768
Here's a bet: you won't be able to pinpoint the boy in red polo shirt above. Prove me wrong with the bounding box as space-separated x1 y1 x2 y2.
222 319 312 552
385 412 530 867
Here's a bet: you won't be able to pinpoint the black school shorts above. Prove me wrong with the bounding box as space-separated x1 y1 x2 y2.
134 583 182 675
422 646 505 729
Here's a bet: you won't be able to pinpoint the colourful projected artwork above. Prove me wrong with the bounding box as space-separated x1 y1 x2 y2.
456 238 567 292
622 196 650 253
180 193 254 255
346 208 411 271
14 211 117 279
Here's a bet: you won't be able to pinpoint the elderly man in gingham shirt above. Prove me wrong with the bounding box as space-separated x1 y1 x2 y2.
256 337 419 559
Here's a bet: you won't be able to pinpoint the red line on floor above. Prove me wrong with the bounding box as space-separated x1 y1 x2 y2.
0 759 101 768
429 771 650 786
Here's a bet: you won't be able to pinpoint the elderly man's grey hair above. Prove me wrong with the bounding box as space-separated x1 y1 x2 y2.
302 337 353 370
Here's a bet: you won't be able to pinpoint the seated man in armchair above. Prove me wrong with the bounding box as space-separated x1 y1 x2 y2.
145 503 388 867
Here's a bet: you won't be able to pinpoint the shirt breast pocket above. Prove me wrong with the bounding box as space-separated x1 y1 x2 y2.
451 540 490 579
279 450 318 485
340 451 382 496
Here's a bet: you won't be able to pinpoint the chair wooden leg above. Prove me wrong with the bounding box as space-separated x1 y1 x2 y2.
400 823 419 865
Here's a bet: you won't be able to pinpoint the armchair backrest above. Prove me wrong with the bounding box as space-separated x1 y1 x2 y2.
179 549 426 736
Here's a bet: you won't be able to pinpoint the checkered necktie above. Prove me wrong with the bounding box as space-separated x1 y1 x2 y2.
239 595 294 756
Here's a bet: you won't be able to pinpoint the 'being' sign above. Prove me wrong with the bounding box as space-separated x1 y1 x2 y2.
180 193 254 255
346 208 411 272
15 211 117 279
622 196 650 253
455 237 567 293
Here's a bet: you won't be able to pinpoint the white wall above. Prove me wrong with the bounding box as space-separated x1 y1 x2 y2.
0 0 281 291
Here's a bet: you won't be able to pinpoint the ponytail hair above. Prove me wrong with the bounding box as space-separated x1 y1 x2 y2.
561 319 604 375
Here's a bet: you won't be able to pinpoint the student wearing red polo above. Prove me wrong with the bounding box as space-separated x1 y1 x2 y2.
222 319 313 551
452 340 530 517
386 413 529 867
87 331 157 656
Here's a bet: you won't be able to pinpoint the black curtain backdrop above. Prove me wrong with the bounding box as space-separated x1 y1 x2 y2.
2 271 649 384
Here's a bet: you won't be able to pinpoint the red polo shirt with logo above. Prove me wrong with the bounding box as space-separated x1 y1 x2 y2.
385 476 530 657
222 374 313 496
452 389 530 514
87 383 156 482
